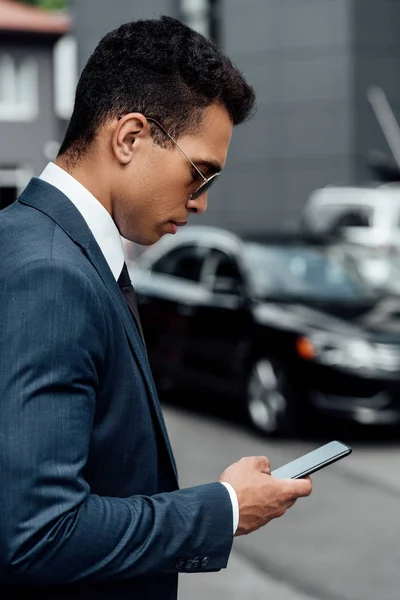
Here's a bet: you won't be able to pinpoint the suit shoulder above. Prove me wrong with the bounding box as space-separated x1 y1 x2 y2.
0 201 87 276
0 201 57 269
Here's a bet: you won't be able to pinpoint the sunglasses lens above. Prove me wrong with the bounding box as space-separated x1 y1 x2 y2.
190 173 220 200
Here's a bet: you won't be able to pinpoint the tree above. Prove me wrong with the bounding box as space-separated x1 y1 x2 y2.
16 0 67 10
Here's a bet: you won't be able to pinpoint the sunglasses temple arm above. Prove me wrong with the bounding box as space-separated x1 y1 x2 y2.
147 118 207 182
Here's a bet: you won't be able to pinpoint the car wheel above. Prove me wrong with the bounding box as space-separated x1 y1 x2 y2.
245 358 296 437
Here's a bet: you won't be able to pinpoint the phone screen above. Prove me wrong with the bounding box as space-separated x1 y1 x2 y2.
271 440 352 479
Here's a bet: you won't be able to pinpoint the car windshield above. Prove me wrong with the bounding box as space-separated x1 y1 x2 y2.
244 242 374 301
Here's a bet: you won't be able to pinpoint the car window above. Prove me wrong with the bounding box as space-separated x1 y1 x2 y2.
151 244 206 282
303 203 374 234
244 243 372 300
203 249 243 289
330 207 372 230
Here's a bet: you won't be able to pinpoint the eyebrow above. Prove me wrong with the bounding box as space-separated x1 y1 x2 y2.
192 159 223 175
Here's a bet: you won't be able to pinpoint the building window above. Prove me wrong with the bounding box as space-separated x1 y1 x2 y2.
0 54 39 122
180 0 220 44
53 35 78 120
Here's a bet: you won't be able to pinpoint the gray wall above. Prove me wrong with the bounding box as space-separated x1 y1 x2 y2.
218 0 354 233
352 0 400 182
71 0 400 234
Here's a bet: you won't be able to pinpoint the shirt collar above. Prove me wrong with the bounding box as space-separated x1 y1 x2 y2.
39 162 125 281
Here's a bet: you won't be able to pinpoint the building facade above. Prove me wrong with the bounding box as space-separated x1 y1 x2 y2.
71 0 400 234
0 0 72 209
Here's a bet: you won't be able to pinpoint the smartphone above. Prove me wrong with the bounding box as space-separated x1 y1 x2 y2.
270 440 352 479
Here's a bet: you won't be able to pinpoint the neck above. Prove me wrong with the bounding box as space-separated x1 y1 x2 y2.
55 154 112 215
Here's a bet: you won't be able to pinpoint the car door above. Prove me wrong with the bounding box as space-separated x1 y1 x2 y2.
182 247 254 396
134 243 209 388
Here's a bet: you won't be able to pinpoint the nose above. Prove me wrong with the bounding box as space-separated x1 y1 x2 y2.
187 192 208 215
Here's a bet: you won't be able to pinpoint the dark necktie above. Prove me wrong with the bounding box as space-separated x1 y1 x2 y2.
117 262 145 343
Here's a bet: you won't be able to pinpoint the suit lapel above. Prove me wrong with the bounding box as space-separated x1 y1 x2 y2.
85 237 178 481
19 178 178 482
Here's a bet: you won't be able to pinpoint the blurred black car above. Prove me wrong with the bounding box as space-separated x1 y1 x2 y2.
131 226 400 437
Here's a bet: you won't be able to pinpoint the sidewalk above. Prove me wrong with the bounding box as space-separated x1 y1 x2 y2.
178 550 320 600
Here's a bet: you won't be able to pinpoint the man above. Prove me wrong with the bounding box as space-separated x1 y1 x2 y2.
0 16 312 599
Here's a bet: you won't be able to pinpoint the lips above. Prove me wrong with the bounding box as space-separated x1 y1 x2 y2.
168 220 187 234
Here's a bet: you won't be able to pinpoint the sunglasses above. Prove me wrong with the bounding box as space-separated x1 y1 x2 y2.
119 114 221 200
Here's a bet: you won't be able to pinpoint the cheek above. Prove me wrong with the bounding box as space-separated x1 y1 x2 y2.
122 151 191 220
150 169 191 209
153 148 192 192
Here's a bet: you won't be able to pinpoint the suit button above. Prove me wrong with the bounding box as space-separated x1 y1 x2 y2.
191 557 201 569
201 557 210 568
175 559 185 570
184 559 193 570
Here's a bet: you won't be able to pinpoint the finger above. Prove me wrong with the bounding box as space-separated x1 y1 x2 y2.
289 477 313 497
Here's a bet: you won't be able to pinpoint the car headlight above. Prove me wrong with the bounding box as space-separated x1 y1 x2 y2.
296 333 399 374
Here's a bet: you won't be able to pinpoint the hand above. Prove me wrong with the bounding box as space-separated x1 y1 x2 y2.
219 456 312 536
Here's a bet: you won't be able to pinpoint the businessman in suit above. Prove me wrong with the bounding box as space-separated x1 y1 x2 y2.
0 16 312 599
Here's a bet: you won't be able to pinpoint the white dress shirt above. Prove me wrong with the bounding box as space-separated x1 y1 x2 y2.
39 162 239 535
40 162 125 281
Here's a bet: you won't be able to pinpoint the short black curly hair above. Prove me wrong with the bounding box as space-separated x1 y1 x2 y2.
58 16 256 159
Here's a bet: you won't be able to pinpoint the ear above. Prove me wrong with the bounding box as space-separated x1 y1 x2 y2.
111 113 151 165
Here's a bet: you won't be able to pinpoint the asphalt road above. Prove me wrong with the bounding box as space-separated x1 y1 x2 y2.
161 400 400 600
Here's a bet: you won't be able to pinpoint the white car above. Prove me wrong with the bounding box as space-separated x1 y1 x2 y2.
327 241 400 296
301 183 400 251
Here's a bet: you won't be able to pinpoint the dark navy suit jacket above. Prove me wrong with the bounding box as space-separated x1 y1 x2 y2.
0 178 233 599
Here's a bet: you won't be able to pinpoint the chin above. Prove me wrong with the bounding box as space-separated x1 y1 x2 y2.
119 227 159 246
138 231 165 246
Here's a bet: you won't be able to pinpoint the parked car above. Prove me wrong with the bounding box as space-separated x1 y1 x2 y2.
130 226 400 437
327 241 400 296
301 183 400 252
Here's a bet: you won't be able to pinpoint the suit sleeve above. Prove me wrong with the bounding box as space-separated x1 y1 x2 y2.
0 259 233 585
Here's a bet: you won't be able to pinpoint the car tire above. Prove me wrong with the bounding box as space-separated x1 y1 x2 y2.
245 357 297 437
